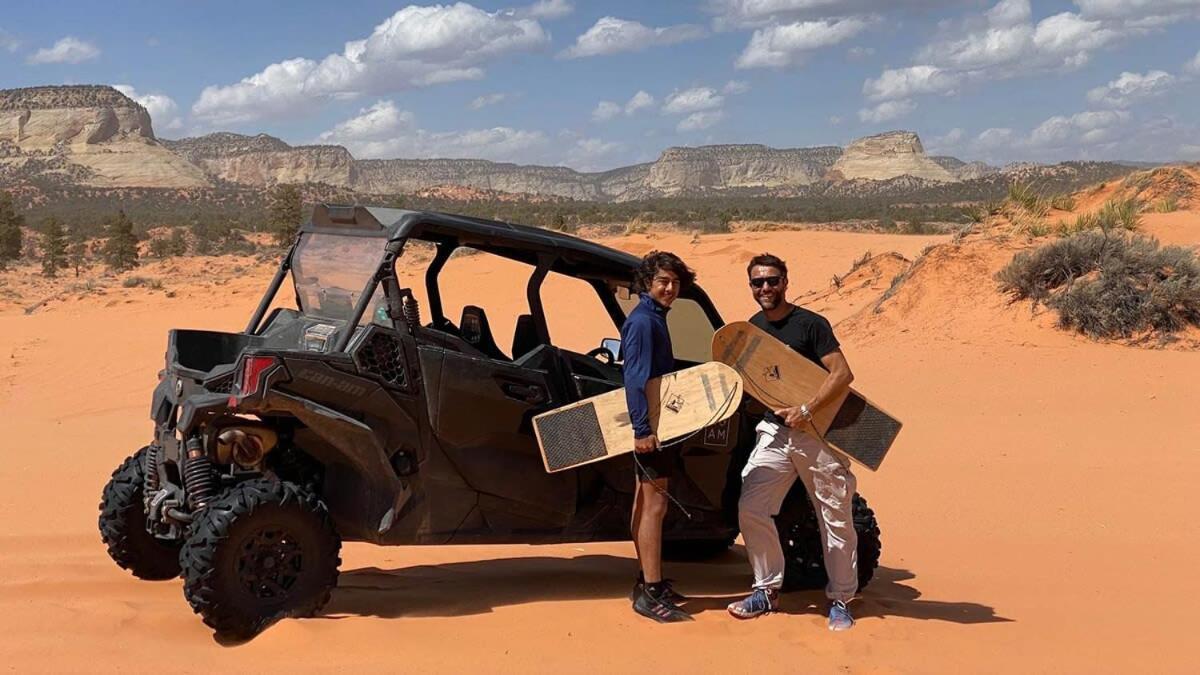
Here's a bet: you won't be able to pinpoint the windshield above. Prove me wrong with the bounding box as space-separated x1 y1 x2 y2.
291 233 385 323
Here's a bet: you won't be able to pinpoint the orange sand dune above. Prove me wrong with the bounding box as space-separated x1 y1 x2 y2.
1 225 1198 673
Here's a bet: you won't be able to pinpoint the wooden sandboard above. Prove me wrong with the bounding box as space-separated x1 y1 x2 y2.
711 321 901 471
533 362 743 473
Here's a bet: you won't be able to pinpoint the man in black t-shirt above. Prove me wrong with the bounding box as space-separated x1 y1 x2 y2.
726 253 859 631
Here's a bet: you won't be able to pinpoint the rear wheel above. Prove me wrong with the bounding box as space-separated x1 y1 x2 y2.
776 487 881 592
180 479 341 637
98 447 182 580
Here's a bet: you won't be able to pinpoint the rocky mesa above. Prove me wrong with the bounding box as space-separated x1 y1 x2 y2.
0 85 209 189
831 131 957 182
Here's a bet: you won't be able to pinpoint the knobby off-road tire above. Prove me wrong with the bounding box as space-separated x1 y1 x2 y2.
777 488 882 592
180 479 341 637
98 447 182 580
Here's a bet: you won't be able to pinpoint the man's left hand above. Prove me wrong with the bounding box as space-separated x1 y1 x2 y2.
773 406 811 429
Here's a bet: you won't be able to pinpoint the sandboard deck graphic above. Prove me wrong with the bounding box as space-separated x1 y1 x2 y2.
712 321 901 471
533 362 743 473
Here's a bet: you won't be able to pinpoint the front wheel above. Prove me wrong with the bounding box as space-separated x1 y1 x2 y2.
180 479 341 637
776 488 881 592
98 447 182 580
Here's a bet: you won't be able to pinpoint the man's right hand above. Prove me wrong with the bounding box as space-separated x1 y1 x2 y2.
634 434 659 453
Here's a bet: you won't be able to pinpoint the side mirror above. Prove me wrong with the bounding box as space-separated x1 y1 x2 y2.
601 337 622 360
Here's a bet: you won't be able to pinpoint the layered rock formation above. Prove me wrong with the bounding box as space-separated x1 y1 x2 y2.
832 131 956 182
0 85 209 188
164 133 356 187
644 145 841 194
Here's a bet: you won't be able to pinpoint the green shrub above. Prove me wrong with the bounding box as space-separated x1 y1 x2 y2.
1098 197 1142 231
1049 194 1076 211
996 232 1200 338
1153 195 1179 213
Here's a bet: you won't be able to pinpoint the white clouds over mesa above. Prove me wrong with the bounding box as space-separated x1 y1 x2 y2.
864 0 1200 106
192 4 548 124
735 17 869 68
113 85 184 132
592 90 656 122
1087 70 1175 107
662 87 724 114
858 99 916 123
559 17 706 58
677 110 724 132
27 36 100 64
317 100 548 163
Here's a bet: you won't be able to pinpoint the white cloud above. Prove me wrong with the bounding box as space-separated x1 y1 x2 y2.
318 101 549 162
318 100 415 143
864 0 1196 107
193 4 548 124
928 127 965 150
1086 70 1175 107
705 0 942 30
0 29 20 53
1185 49 1200 75
112 84 184 133
863 65 960 100
591 100 622 122
560 17 707 58
857 99 917 123
566 137 624 170
722 80 751 94
27 36 100 64
1075 0 1200 22
624 90 655 114
468 92 509 109
677 110 725 132
973 127 1015 150
518 0 574 20
662 87 724 115
735 17 869 68
1027 109 1130 148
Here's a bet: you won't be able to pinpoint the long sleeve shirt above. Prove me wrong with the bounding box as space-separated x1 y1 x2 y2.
620 293 675 439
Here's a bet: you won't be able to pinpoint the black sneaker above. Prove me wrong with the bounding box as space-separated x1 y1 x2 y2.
632 586 694 623
630 575 688 603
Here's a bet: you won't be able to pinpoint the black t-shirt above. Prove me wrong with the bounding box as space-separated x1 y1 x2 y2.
750 305 840 370
749 305 840 424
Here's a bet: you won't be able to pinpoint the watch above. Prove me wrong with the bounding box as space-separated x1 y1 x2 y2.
799 404 813 421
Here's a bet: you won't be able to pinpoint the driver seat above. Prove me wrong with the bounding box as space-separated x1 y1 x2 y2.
459 305 508 361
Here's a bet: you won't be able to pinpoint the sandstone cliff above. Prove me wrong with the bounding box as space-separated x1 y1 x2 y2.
0 85 209 188
832 131 956 182
164 133 356 187
644 144 841 194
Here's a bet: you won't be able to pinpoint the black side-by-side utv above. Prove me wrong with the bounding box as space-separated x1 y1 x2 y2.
98 205 881 636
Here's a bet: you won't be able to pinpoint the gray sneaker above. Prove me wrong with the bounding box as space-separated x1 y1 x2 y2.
827 600 854 631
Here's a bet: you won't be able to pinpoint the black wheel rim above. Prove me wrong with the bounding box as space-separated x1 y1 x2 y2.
236 527 303 600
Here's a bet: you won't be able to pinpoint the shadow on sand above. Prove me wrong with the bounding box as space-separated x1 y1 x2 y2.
322 547 1010 625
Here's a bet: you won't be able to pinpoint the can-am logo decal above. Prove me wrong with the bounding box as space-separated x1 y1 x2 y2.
295 368 369 397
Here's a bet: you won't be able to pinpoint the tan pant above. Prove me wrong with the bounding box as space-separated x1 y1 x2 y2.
738 419 858 602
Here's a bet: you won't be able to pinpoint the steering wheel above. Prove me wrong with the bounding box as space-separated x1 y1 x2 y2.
586 346 616 365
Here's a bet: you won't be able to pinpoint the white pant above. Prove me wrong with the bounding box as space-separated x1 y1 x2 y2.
738 419 859 602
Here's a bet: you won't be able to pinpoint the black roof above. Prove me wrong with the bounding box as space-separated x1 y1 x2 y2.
305 203 641 282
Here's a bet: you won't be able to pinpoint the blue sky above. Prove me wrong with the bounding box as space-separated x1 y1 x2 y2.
3 0 1199 170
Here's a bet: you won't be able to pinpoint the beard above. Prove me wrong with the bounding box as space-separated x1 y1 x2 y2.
756 293 780 310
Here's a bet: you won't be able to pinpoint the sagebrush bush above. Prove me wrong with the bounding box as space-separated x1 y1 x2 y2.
996 231 1200 338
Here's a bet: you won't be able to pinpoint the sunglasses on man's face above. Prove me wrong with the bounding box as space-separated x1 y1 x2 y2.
749 276 783 289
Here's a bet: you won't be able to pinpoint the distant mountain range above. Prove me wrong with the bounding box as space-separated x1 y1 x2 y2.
0 85 1146 204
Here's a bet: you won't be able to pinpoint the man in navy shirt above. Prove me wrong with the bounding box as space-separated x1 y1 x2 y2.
621 250 695 623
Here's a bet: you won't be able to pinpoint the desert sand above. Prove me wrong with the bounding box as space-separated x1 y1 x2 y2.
1 198 1198 672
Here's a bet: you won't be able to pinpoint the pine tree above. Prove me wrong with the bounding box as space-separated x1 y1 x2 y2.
167 227 188 256
67 233 89 277
0 191 24 263
103 210 140 271
268 184 303 247
40 217 68 277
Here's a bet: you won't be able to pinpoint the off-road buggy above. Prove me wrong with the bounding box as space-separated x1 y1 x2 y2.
98 205 882 636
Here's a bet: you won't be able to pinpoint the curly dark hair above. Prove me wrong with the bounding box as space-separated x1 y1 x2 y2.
634 250 696 293
746 253 788 280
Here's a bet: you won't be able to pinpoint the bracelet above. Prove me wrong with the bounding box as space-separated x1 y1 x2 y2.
799 404 813 421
